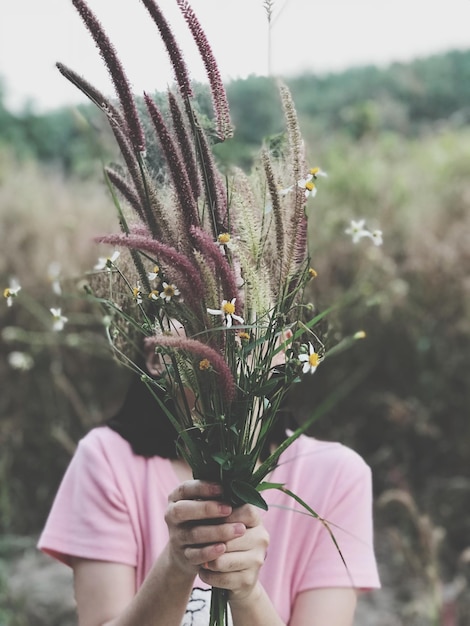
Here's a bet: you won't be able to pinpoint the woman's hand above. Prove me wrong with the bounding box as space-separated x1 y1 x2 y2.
165 480 241 576
199 503 269 603
165 480 269 601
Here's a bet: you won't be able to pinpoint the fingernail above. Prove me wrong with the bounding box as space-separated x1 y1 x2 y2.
219 504 232 515
233 523 245 536
209 483 223 496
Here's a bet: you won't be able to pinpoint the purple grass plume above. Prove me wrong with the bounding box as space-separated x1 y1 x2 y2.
190 226 242 312
95 232 204 301
71 0 145 152
144 93 200 232
176 0 233 141
167 90 201 200
146 335 236 402
139 0 193 99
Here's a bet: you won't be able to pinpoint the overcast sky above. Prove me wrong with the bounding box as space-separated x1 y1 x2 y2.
1 0 469 112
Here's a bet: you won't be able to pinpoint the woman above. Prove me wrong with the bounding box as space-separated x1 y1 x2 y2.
38 339 380 625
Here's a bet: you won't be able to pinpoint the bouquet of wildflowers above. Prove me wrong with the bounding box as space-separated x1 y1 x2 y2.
57 1 375 623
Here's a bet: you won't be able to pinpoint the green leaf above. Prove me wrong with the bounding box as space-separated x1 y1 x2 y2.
231 480 269 510
257 481 285 492
212 452 232 468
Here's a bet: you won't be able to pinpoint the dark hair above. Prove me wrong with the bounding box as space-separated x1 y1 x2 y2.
106 369 297 460
106 374 179 458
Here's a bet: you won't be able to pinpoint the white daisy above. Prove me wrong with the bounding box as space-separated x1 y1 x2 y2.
94 250 120 271
3 279 21 307
298 342 320 375
297 174 317 198
309 166 328 179
50 308 68 332
215 233 237 255
8 351 34 371
47 262 62 295
345 219 370 244
160 282 180 303
207 298 244 328
368 229 383 246
148 265 160 281
132 285 143 304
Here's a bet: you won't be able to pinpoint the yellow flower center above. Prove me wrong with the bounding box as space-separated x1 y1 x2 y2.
309 353 319 367
308 268 318 279
218 233 231 245
152 265 159 274
305 181 315 191
4 288 11 298
148 290 159 299
199 359 211 370
238 331 250 341
223 301 235 315
164 285 175 297
310 167 320 176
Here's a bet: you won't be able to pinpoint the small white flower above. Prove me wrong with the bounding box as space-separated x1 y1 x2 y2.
8 351 34 371
298 342 320 375
297 174 317 198
47 262 62 295
207 298 244 328
132 285 143 304
160 282 180 302
345 219 370 244
50 307 68 332
148 265 160 281
215 233 237 255
3 279 21 307
369 229 383 246
309 167 328 179
94 250 120 271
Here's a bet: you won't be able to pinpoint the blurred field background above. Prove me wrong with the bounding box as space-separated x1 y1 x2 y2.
1 50 470 624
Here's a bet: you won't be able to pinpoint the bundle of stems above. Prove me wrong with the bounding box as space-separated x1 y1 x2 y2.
60 1 337 623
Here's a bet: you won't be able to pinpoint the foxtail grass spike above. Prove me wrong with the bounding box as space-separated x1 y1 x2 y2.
95 232 204 297
144 93 200 233
261 150 285 269
279 83 307 276
139 0 193 99
188 110 228 235
71 0 145 152
105 167 145 222
148 335 236 402
56 62 123 124
176 0 233 141
168 90 201 200
107 121 159 237
190 226 242 312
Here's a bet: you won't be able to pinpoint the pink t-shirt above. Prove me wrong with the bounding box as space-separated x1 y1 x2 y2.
38 426 380 623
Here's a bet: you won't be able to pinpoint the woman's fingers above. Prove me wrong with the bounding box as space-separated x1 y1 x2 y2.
223 504 261 528
178 521 246 548
184 541 227 566
166 499 232 525
197 523 269 592
165 481 268 595
168 480 223 503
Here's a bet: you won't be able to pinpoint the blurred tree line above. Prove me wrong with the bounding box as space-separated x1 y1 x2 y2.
2 49 470 173
1 47 470 621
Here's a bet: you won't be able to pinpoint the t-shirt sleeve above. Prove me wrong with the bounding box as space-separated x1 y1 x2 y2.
37 430 138 568
297 448 381 592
